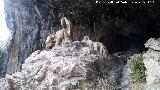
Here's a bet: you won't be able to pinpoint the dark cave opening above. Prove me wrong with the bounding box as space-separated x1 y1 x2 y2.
50 3 160 55
99 25 160 54
96 11 160 54
36 0 160 54
77 5 160 54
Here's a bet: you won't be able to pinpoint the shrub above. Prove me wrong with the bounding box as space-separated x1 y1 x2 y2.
128 54 146 83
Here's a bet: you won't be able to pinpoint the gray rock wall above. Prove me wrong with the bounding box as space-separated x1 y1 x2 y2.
4 0 58 74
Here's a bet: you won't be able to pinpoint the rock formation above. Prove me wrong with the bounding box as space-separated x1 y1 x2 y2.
3 37 160 89
143 38 160 86
4 0 58 74
2 0 160 89
0 37 123 90
45 35 56 49
3 0 160 75
45 17 74 49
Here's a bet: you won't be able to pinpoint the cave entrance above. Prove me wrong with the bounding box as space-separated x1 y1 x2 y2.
73 4 160 54
99 26 160 54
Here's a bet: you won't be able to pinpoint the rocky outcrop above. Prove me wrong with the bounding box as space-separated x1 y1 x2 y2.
0 39 123 90
143 38 160 85
2 0 160 89
3 0 160 76
144 38 160 51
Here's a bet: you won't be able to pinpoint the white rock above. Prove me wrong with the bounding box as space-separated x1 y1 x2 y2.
0 37 112 90
143 50 160 85
143 38 160 87
145 38 160 50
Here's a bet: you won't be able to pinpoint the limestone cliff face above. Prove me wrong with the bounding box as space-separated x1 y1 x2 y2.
4 0 59 74
3 0 160 75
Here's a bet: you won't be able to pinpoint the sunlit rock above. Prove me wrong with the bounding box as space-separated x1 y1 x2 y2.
0 39 123 89
143 38 160 87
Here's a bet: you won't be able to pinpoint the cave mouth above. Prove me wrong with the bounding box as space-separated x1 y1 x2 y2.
99 28 160 54
64 4 160 54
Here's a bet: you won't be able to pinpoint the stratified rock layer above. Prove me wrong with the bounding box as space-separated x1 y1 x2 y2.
0 40 123 90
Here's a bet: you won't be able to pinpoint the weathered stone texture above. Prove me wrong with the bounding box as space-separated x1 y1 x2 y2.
0 39 123 90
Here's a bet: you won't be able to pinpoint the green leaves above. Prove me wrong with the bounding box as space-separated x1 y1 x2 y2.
128 54 146 83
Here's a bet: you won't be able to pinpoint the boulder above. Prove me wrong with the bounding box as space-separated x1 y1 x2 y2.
0 40 123 90
144 38 160 51
143 38 160 85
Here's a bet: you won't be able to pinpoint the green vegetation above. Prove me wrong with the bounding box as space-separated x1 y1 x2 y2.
128 54 146 83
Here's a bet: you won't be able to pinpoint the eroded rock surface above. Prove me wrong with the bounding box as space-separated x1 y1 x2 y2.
4 0 58 74
143 38 160 85
0 40 123 90
144 38 160 51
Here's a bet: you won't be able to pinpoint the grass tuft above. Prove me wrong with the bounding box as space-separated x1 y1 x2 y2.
128 54 146 83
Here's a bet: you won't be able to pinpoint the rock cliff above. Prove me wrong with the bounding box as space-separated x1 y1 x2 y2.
1 0 160 89
4 0 58 74
3 0 160 80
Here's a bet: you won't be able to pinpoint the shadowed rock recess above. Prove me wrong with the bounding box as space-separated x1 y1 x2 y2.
1 0 160 89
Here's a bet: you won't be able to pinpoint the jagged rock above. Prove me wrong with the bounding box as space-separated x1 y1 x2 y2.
145 38 160 51
143 50 160 85
0 40 123 90
143 38 160 86
143 50 160 90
